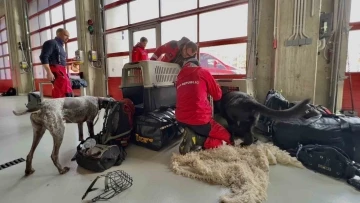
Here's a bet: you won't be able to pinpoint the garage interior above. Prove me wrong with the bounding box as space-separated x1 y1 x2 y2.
0 0 360 202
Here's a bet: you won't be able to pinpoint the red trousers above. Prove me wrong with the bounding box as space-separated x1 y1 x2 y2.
50 65 73 98
203 119 233 149
181 119 233 149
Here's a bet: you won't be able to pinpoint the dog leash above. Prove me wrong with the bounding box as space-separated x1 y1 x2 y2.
93 110 101 126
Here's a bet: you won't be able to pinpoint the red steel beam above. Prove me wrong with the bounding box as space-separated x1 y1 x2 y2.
105 36 249 57
105 37 247 57
28 0 71 20
213 74 246 79
30 37 78 51
104 0 134 10
198 37 248 48
29 17 76 35
350 22 360 31
32 57 74 66
105 0 248 34
107 48 156 58
0 41 8 46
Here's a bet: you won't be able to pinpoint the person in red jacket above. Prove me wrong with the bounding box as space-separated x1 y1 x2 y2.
150 37 197 66
131 37 149 62
176 58 233 155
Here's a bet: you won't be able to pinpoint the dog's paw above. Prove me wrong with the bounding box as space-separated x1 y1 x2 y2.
59 167 70 174
25 168 35 176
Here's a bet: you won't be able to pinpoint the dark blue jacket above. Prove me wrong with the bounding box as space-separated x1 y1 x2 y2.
39 37 67 66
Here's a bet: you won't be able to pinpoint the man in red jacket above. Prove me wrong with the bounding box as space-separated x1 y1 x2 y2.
150 37 197 66
131 37 149 62
176 58 233 155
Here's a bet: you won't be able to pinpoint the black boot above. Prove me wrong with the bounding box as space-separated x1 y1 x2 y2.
179 127 206 155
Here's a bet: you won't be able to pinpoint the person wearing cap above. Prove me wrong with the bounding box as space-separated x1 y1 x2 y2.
131 37 149 62
175 58 233 155
150 37 197 66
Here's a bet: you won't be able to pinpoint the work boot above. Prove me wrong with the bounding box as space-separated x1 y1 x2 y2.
179 127 206 155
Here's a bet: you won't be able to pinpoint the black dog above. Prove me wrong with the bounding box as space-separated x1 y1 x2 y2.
215 91 311 146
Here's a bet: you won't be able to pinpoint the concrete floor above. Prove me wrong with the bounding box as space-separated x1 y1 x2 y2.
0 96 359 203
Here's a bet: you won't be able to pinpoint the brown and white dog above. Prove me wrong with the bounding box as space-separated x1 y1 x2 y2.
13 96 114 176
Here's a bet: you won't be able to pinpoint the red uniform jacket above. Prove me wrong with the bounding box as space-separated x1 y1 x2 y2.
150 40 179 62
150 37 194 65
175 65 222 125
131 43 149 62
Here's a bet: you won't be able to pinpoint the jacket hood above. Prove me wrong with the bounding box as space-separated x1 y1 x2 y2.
134 42 145 49
177 37 190 47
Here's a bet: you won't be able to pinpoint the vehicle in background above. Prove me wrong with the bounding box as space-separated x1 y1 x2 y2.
151 52 245 75
199 53 245 75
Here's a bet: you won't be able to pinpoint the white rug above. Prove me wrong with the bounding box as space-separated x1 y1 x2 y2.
170 142 304 203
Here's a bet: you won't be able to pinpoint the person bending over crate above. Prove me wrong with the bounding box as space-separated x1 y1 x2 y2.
150 37 197 66
175 58 233 155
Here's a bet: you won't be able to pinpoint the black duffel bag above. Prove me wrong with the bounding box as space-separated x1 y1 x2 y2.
290 144 360 190
272 115 360 163
256 89 333 136
74 138 127 173
134 107 183 151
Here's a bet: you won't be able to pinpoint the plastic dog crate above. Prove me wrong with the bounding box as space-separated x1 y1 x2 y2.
121 61 181 88
120 61 181 113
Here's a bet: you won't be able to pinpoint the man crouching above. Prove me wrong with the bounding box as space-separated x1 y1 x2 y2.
176 58 233 155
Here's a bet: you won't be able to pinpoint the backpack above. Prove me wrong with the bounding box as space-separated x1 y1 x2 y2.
94 98 135 147
257 89 290 134
1 87 16 96
26 92 42 110
74 137 127 173
290 144 360 190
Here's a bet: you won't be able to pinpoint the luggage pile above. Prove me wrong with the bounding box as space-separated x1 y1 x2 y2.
120 61 184 151
256 89 360 190
74 61 184 172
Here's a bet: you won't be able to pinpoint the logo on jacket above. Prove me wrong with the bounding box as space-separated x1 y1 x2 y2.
176 81 200 89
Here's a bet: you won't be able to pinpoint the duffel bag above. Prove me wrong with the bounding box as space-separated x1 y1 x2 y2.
290 144 360 190
74 138 127 173
271 115 360 163
257 89 333 135
134 106 183 151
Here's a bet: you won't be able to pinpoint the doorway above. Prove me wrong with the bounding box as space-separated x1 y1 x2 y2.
129 24 161 61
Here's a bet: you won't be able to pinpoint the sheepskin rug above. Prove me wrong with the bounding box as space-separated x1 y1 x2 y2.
170 142 304 203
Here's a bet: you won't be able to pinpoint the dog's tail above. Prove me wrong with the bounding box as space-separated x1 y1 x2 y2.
13 108 40 116
250 98 311 119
